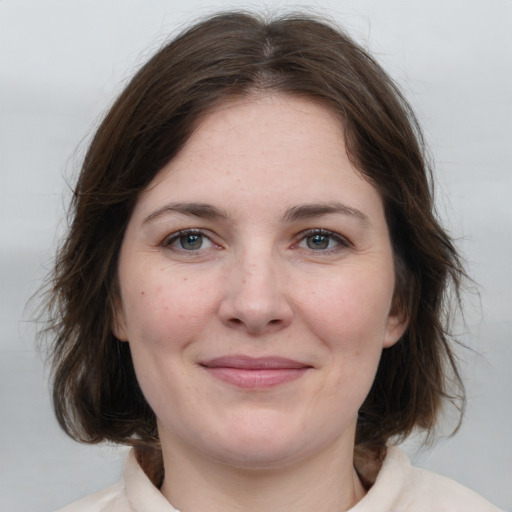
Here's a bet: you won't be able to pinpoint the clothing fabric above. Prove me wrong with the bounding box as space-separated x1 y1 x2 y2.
56 447 500 512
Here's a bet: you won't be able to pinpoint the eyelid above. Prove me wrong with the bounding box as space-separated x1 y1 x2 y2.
161 228 219 252
293 228 352 251
162 227 203 244
160 227 351 254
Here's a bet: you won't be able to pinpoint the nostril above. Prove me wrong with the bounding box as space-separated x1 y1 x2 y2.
226 316 283 332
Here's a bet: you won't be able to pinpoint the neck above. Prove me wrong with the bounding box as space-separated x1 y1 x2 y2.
159 434 366 512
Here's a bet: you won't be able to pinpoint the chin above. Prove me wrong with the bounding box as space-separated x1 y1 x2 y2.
213 438 307 470
202 416 343 470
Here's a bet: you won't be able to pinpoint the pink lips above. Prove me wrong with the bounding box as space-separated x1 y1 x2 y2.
200 356 311 389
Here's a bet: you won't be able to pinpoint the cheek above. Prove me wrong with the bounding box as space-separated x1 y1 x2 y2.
121 272 220 409
297 268 394 351
120 266 219 351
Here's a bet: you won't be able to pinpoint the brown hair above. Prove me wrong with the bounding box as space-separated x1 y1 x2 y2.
41 11 465 466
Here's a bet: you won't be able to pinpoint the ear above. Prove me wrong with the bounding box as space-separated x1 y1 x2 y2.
111 295 128 342
383 312 408 348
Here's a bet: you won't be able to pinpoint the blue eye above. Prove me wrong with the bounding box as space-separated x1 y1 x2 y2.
306 233 331 250
163 230 214 251
297 229 349 252
179 233 204 250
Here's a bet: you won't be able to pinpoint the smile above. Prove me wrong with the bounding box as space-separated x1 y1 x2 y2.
199 356 312 389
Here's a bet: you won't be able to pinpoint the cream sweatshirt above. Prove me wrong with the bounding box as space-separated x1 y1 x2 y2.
56 447 501 512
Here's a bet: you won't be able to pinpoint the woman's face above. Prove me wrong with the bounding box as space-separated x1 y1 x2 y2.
114 94 406 469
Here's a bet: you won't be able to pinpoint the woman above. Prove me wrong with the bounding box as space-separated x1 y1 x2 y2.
42 11 500 512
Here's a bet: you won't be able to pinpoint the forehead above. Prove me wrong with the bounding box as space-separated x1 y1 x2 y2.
187 92 345 157
135 93 384 223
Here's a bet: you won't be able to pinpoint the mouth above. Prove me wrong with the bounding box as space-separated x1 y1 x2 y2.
199 356 312 389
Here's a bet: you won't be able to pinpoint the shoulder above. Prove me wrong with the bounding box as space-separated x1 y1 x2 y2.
54 449 174 512
406 463 501 511
54 480 128 512
352 446 502 512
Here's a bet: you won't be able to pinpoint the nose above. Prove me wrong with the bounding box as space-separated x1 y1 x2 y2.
218 250 293 335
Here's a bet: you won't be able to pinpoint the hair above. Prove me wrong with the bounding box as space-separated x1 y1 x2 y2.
41 10 466 477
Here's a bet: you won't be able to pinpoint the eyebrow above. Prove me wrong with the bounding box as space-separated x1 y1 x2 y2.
142 202 230 225
142 201 370 226
282 202 370 225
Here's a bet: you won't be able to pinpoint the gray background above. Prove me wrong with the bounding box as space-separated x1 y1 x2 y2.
1 0 511 510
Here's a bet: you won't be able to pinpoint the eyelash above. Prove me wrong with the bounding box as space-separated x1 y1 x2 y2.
161 228 351 255
294 228 351 253
161 229 215 252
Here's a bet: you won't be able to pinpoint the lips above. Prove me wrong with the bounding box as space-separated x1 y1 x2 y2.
200 356 312 389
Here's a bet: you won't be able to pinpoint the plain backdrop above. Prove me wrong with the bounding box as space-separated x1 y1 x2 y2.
1 0 511 510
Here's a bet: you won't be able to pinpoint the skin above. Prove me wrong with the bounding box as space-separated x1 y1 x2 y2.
113 93 407 512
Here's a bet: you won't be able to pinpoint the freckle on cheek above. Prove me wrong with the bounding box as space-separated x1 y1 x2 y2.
141 290 145 296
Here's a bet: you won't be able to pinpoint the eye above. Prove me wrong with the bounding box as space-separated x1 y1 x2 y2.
162 229 214 251
296 229 350 252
